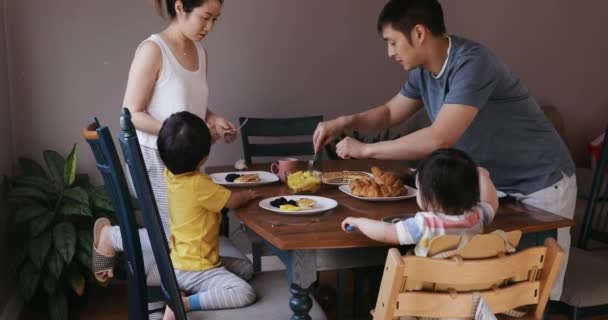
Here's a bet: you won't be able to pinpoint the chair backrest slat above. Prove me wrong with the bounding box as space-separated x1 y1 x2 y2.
401 247 546 285
239 116 325 164
395 281 540 318
83 118 148 320
373 236 565 320
579 127 608 248
117 108 188 320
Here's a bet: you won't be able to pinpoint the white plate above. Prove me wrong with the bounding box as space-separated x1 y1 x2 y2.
259 195 338 215
339 184 417 202
497 191 507 198
209 171 279 187
321 171 373 186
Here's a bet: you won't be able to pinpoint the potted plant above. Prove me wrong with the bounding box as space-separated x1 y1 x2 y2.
4 144 115 320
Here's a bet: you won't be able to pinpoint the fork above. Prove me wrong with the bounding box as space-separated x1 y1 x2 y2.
223 118 249 136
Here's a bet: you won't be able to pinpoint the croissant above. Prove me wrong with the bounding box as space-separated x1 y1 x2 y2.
350 179 383 197
371 166 403 190
349 178 406 198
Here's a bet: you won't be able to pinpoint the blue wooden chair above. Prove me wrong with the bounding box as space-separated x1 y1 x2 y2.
83 119 149 320
560 127 608 319
115 111 189 320
117 108 327 320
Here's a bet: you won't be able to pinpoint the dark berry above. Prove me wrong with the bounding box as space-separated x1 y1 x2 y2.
226 173 241 182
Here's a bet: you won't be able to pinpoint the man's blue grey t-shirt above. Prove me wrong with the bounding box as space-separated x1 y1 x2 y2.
400 35 574 195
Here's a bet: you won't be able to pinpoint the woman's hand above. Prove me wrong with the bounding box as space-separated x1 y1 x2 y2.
206 112 237 144
214 117 238 143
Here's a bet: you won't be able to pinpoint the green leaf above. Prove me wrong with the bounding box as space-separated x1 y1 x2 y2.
14 205 49 224
74 174 90 186
29 231 52 269
42 274 57 294
87 187 114 212
18 157 47 178
76 250 90 268
48 290 68 320
53 223 76 263
63 186 89 206
8 187 48 203
29 213 55 238
63 144 78 187
59 203 92 217
43 150 66 189
77 230 93 253
47 250 64 279
18 261 40 302
66 269 85 296
10 247 27 275
14 176 58 194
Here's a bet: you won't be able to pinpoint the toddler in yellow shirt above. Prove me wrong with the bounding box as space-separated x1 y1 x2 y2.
157 111 259 320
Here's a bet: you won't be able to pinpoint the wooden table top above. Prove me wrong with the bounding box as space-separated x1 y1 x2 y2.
207 160 575 251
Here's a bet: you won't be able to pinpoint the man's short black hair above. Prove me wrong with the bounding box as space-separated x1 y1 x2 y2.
416 148 480 215
157 111 211 175
377 0 447 42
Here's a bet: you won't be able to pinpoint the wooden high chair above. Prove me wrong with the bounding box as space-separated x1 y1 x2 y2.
372 231 565 320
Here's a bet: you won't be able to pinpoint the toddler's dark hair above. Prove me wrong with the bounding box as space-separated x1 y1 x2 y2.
157 111 211 175
416 148 479 215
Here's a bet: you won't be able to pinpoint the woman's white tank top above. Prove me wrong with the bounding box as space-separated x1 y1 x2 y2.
135 34 209 149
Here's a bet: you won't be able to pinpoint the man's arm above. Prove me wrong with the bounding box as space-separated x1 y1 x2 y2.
313 94 422 153
360 104 479 160
342 94 423 132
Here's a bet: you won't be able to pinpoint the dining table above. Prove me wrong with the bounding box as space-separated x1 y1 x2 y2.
206 159 575 320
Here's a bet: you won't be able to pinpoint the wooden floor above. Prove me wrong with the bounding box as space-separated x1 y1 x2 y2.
19 271 606 320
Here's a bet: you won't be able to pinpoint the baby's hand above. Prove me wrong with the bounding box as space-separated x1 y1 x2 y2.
477 166 490 177
341 217 358 232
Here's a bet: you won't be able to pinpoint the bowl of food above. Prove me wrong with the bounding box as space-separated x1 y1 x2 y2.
286 170 322 193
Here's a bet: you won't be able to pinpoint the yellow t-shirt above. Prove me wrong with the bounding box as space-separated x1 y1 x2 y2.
165 169 231 271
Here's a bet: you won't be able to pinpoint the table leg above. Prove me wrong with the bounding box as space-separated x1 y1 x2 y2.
290 283 313 320
284 250 317 320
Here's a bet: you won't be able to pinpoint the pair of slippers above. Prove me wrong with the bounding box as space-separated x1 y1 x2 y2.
92 218 115 284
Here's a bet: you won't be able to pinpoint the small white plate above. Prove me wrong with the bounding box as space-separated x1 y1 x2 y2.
339 185 417 202
209 171 279 187
321 171 373 186
497 191 507 198
259 195 338 215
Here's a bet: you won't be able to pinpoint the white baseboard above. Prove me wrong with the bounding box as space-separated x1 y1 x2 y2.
0 293 22 320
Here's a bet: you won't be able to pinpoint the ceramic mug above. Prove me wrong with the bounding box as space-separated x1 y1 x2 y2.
270 158 300 183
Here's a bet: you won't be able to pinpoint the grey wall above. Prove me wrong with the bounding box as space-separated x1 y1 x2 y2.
0 0 15 314
3 0 608 181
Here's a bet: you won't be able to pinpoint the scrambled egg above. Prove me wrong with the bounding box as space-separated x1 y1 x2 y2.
287 171 321 193
279 204 301 212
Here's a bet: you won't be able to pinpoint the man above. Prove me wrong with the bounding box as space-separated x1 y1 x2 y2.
313 0 575 300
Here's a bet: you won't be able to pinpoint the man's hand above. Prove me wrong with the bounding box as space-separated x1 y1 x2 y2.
313 119 345 154
335 137 369 159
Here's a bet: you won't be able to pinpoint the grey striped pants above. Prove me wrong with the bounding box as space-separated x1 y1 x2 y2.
176 266 256 310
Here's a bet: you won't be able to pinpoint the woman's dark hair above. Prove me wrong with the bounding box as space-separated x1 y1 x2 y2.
416 148 479 215
157 111 211 175
155 0 223 18
377 0 446 43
